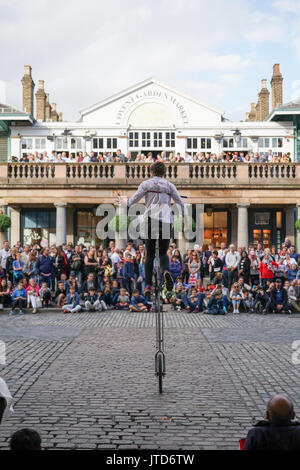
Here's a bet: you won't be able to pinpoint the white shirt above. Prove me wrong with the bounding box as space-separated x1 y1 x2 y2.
110 252 121 273
0 248 10 269
124 176 185 224
0 377 13 422
225 251 241 269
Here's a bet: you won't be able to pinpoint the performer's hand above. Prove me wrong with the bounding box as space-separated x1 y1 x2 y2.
115 190 128 207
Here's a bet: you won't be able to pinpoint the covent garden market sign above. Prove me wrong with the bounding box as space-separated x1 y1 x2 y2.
115 89 189 126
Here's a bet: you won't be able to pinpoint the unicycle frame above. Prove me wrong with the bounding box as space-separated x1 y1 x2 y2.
154 238 166 393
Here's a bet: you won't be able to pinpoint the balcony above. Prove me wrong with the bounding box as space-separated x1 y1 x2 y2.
0 162 299 189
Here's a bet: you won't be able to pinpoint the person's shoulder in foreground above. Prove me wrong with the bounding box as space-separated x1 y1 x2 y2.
10 428 41 450
244 394 300 450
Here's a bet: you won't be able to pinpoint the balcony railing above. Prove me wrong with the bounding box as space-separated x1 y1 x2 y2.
1 162 299 186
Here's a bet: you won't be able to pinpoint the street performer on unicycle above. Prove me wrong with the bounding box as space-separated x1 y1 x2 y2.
117 161 186 393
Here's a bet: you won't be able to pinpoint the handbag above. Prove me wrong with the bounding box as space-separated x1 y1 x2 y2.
36 297 42 309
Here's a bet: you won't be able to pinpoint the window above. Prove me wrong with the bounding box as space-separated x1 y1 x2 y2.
56 137 82 151
186 137 211 150
107 138 117 149
142 132 151 147
129 132 139 148
35 138 46 150
153 132 163 148
70 137 82 149
93 138 104 149
22 209 56 247
258 138 270 148
222 138 234 149
22 138 33 150
165 132 175 148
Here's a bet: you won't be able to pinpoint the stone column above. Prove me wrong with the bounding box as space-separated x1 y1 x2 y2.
114 205 127 250
285 206 295 245
55 202 67 246
230 206 238 247
21 65 35 116
237 203 250 249
195 203 204 248
9 206 21 247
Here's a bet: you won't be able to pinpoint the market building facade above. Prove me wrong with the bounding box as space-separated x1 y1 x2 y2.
0 64 300 251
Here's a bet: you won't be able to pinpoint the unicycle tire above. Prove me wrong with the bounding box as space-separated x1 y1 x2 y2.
158 354 163 394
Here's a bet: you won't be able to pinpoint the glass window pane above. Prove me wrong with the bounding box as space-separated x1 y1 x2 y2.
272 138 277 147
24 211 37 228
193 138 197 149
207 139 211 149
278 138 283 148
187 138 192 149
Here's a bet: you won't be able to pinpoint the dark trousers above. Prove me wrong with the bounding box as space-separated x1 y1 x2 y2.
11 299 26 311
145 219 171 287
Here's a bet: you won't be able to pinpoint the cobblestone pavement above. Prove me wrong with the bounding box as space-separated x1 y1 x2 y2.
0 310 300 449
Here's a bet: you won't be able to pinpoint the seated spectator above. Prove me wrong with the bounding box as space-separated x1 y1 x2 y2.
114 288 130 310
211 283 229 313
229 282 243 313
39 282 51 308
161 281 176 305
0 278 11 308
54 281 67 307
244 395 300 450
181 287 204 313
242 289 255 313
82 273 97 299
26 278 40 314
265 278 292 314
0 376 13 424
288 279 300 312
204 289 226 315
10 428 41 451
63 286 82 314
10 281 27 315
287 263 298 283
129 289 150 312
85 287 107 312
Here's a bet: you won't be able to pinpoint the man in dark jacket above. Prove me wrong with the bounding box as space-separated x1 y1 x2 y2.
265 278 292 313
244 395 300 450
35 248 54 288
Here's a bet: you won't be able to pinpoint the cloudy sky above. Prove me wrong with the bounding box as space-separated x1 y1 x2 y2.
0 0 299 121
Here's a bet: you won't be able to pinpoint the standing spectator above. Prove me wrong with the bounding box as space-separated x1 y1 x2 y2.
12 252 24 285
36 248 54 288
0 240 10 278
259 252 278 287
209 250 223 281
249 249 260 286
239 250 250 284
123 253 135 296
225 244 241 287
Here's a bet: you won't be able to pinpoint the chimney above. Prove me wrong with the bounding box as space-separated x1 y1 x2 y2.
255 99 261 121
271 63 283 109
245 112 250 121
21 65 35 116
248 102 256 122
58 112 63 122
258 78 270 121
35 80 46 121
45 93 52 120
51 102 59 122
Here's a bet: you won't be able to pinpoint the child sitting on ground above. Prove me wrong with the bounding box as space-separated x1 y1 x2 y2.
10 281 27 315
205 289 226 315
63 286 82 314
39 282 51 308
114 288 130 310
129 289 150 312
54 281 66 307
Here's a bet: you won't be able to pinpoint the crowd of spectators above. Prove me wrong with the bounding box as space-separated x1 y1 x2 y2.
10 149 292 164
0 236 299 315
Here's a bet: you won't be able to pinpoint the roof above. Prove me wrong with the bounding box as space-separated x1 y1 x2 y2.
266 98 300 121
0 102 33 124
79 77 224 119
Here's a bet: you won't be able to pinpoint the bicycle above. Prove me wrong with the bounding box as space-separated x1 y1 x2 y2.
154 238 166 394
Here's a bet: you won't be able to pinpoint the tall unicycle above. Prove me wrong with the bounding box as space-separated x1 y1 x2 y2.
154 239 166 394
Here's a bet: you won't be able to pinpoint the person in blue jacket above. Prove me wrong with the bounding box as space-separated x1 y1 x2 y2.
9 281 27 315
204 291 226 315
63 286 82 314
169 255 182 282
129 289 151 312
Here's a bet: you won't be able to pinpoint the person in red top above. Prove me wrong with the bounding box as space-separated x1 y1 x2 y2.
259 253 278 288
